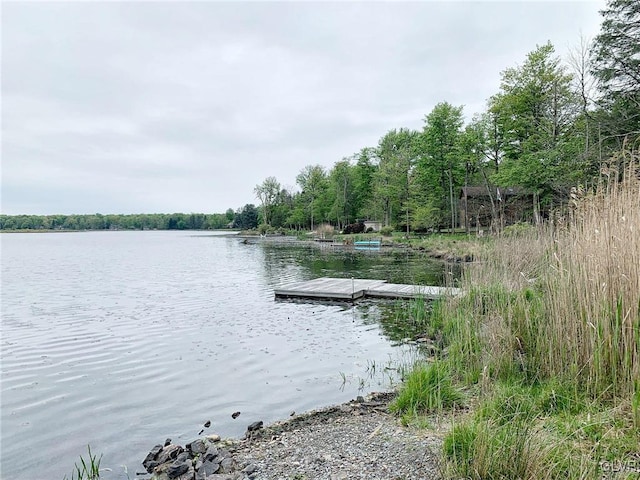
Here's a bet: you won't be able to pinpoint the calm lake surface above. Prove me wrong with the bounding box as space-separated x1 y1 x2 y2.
1 231 453 480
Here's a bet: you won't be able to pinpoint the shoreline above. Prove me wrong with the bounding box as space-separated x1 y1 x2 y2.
139 391 445 480
1 229 477 263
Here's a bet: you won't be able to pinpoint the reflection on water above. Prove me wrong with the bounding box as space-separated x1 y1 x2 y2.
1 232 456 480
258 242 459 286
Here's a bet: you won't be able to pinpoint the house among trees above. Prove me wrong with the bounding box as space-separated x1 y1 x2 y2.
364 220 382 232
459 186 534 231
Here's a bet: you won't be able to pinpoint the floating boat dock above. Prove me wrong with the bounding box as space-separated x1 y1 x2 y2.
274 277 460 301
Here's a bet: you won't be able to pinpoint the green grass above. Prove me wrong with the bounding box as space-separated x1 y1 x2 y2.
64 445 102 480
389 360 464 417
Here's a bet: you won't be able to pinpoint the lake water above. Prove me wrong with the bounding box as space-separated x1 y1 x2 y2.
0 231 451 480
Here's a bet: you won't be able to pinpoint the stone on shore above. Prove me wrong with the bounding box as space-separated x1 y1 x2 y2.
144 434 251 480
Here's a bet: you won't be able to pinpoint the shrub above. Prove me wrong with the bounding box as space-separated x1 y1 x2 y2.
502 221 535 237
380 226 394 237
342 221 365 234
315 223 335 238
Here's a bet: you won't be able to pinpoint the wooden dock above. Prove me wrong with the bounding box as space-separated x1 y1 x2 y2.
274 277 460 301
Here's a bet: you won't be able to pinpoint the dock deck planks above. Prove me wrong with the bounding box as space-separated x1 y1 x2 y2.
274 277 460 301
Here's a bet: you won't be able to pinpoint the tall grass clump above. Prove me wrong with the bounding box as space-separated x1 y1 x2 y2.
390 360 464 417
443 415 597 479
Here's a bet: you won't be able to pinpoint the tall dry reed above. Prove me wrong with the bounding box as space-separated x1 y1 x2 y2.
543 155 639 397
446 151 639 399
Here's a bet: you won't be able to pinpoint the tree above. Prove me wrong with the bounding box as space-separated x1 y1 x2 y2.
488 43 581 209
591 0 640 144
373 129 418 228
326 160 356 229
269 187 293 229
352 148 377 220
457 118 491 233
225 208 235 224
233 204 258 230
296 165 328 230
254 176 281 227
416 103 465 231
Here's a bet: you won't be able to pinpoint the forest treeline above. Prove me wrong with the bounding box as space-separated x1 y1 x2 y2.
0 212 235 231
3 1 638 233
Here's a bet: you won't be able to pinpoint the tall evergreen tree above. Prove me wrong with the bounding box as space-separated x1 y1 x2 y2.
591 0 640 144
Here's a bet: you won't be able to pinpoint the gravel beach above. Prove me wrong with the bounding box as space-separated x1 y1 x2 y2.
228 392 444 480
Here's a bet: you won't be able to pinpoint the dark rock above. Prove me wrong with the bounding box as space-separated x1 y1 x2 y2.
154 444 184 467
174 466 195 480
143 444 164 472
187 438 208 455
246 421 263 432
231 411 241 419
167 459 190 479
175 451 190 463
164 438 172 446
204 445 219 461
219 456 234 473
196 460 220 480
144 460 161 473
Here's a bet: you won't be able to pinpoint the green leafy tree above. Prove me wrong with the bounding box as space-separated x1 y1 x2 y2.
326 160 356 229
269 188 293 229
457 117 491 233
254 176 281 227
352 147 377 220
296 165 328 230
415 102 465 231
373 129 418 228
488 42 581 210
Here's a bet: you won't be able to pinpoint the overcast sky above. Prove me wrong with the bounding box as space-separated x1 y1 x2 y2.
2 1 605 215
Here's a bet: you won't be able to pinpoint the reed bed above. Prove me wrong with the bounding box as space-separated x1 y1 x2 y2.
393 151 640 479
446 156 639 398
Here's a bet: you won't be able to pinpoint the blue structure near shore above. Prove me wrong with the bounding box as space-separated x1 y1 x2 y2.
354 239 381 250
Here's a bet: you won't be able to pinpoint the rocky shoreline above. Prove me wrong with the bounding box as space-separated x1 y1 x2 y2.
139 392 444 480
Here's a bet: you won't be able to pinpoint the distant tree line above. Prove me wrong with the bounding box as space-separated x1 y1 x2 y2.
0 212 236 231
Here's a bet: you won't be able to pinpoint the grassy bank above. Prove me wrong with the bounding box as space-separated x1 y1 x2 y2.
393 158 640 478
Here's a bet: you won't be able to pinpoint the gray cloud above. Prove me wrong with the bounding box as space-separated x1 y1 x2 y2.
2 1 605 215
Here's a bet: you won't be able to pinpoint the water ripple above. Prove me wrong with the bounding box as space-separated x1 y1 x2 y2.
0 231 439 480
